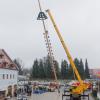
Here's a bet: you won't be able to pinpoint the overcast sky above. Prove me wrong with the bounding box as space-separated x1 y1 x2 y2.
0 0 100 69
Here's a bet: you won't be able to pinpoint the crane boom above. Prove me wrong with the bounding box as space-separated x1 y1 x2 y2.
46 9 90 95
46 9 82 84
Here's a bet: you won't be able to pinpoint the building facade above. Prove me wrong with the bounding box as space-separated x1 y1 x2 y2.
0 49 18 98
89 69 100 79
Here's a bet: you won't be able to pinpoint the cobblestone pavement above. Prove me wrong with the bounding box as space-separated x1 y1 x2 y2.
10 91 95 100
31 92 95 100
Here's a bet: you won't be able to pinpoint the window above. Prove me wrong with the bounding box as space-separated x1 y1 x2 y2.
7 74 8 79
10 74 12 79
13 74 14 79
3 74 5 79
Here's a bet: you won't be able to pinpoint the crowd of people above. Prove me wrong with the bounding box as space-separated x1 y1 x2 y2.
17 85 32 96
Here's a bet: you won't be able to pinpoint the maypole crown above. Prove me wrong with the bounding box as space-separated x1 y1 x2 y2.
37 11 48 20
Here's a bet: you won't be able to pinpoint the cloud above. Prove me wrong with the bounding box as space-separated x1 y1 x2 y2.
0 0 100 68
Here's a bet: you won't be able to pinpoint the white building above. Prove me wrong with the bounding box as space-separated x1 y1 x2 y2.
0 49 18 98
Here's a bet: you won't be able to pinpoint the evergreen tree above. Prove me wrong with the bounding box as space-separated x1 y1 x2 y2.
44 56 52 79
67 58 80 80
61 60 68 79
79 59 85 79
32 59 39 78
30 56 90 80
85 59 90 79
38 59 46 79
74 58 80 71
67 64 74 79
74 58 85 79
43 57 48 79
67 58 84 80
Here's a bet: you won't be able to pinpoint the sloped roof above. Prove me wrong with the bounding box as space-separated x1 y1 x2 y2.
0 49 17 70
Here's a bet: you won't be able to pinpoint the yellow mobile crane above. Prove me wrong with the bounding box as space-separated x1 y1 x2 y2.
46 9 90 99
